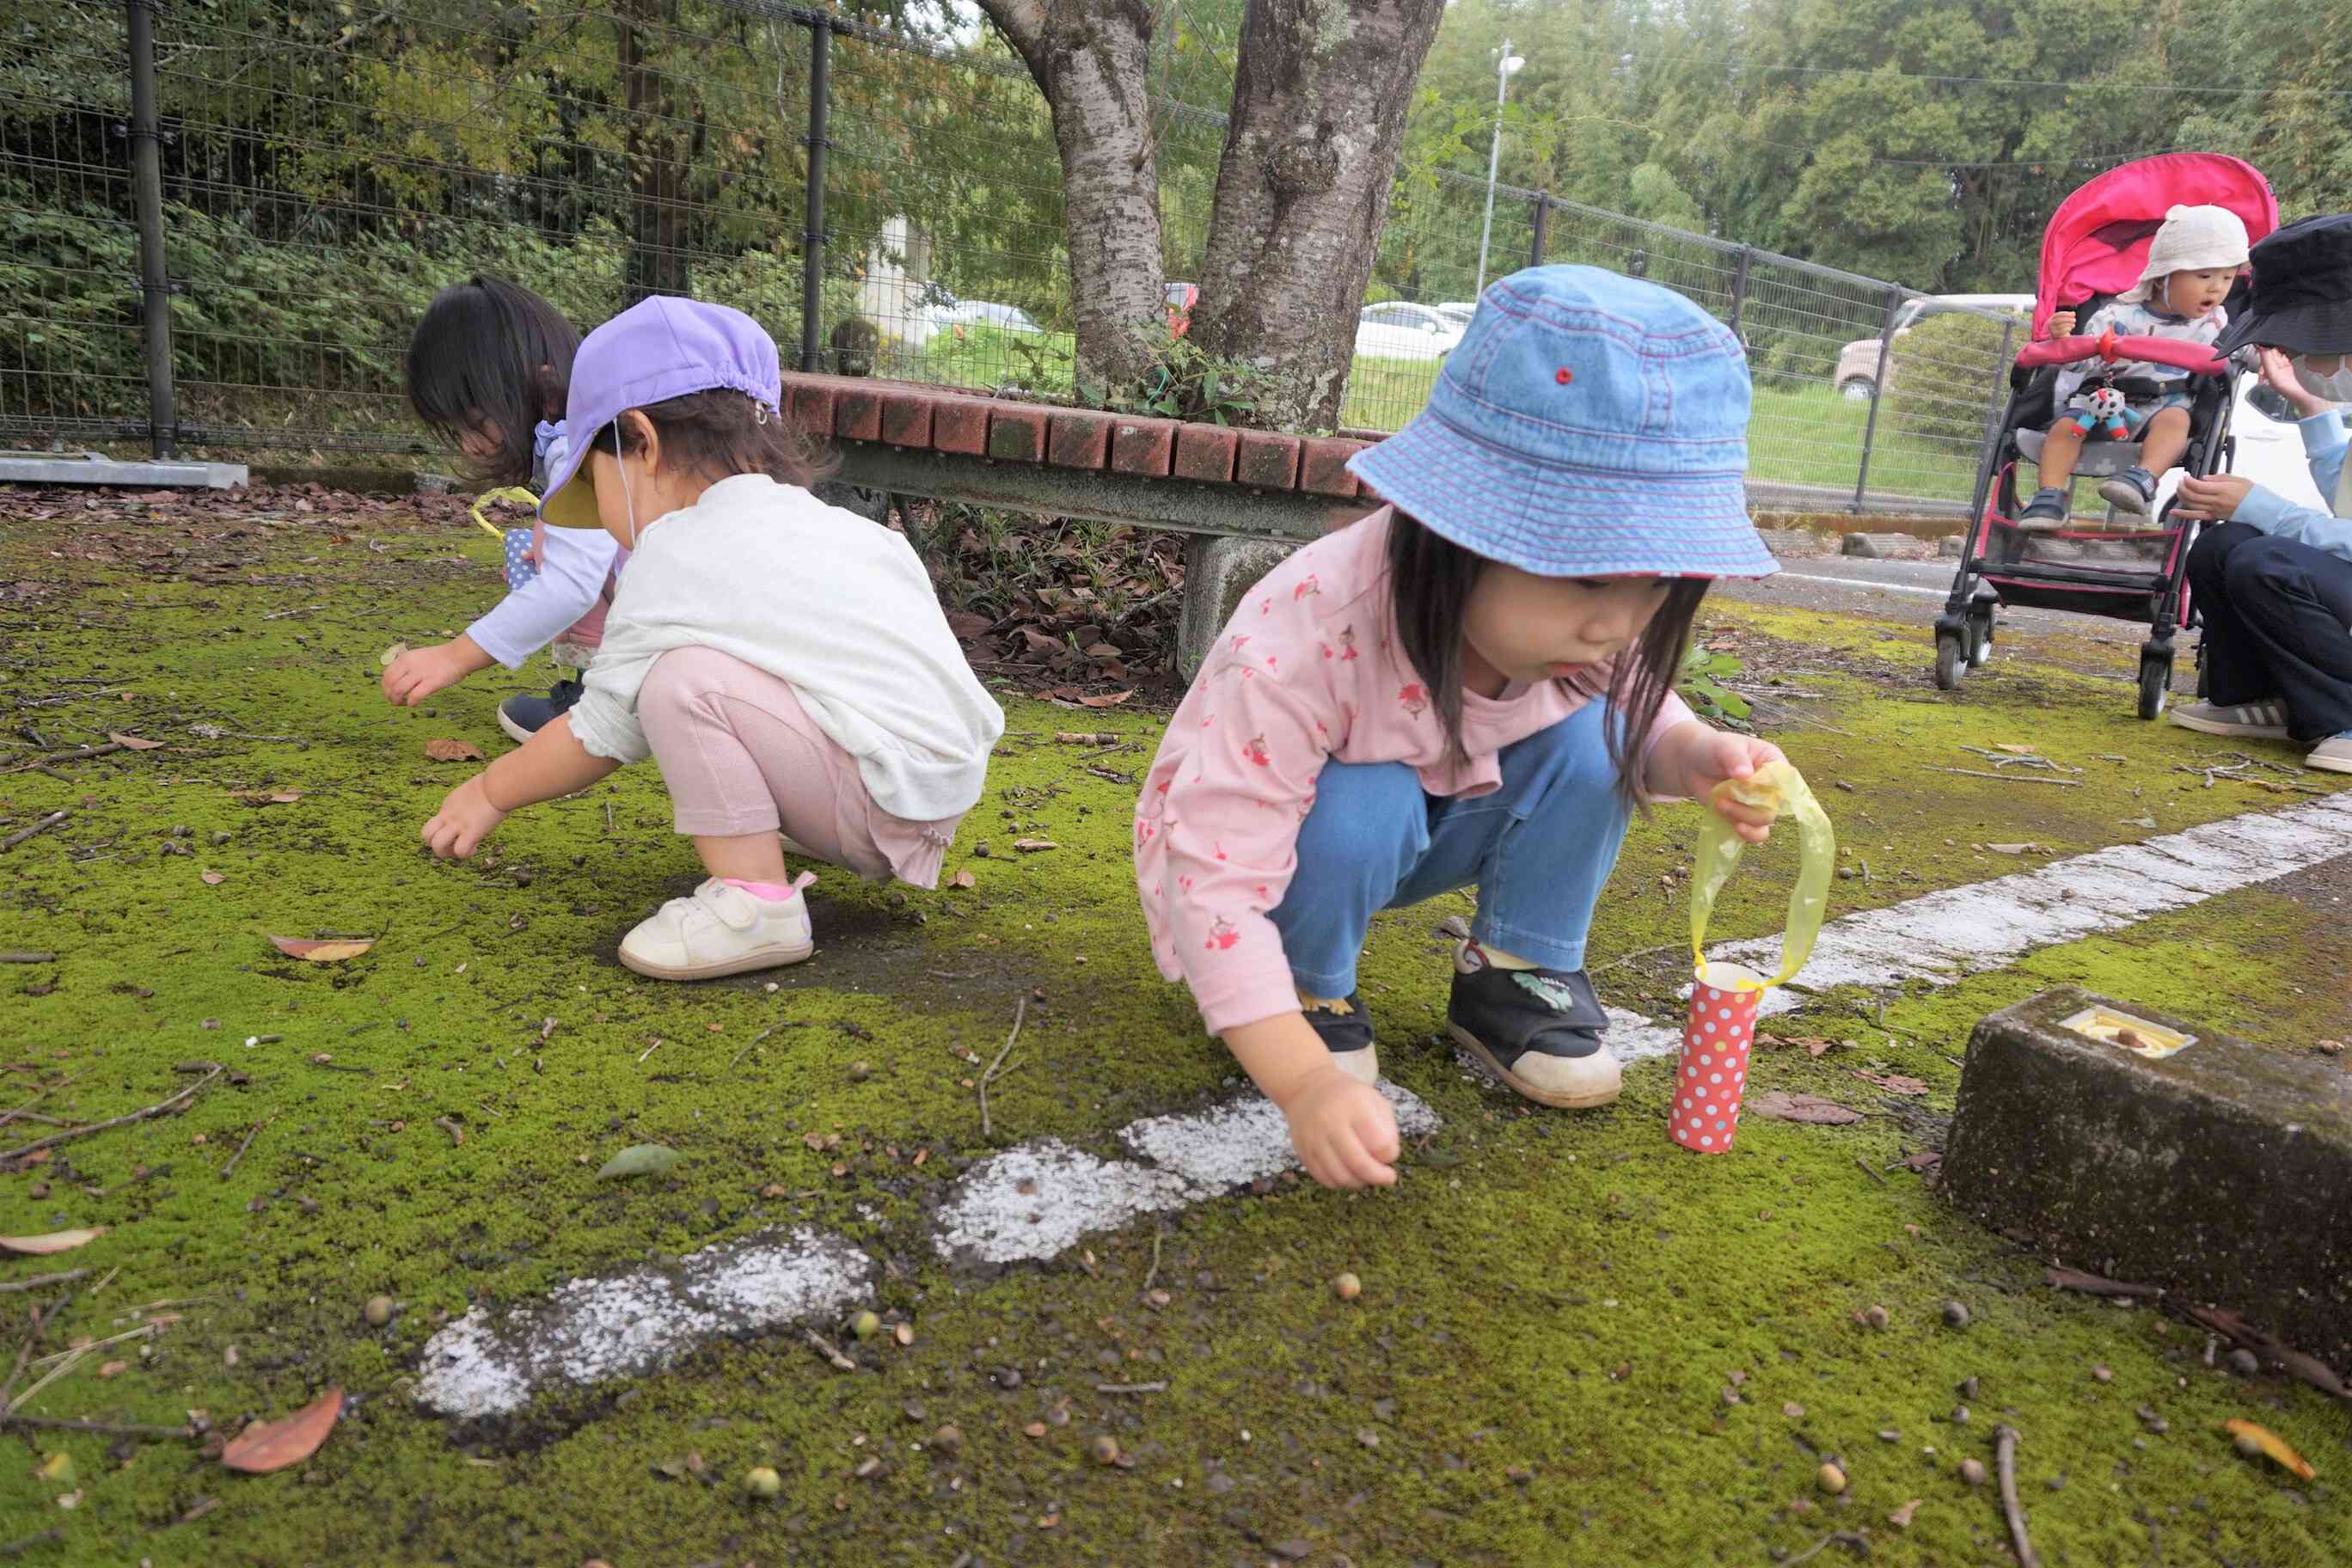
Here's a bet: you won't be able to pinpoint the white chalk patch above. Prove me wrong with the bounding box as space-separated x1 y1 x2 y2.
1773 572 1951 600
413 1226 872 1418
934 1083 1440 1265
1604 793 2352 1059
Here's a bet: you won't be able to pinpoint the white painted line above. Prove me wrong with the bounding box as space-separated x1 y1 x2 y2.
933 1083 1441 1266
1604 793 2352 1059
413 1226 873 1418
1774 572 1950 600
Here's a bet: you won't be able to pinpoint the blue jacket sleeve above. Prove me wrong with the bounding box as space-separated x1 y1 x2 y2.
2226 410 2350 563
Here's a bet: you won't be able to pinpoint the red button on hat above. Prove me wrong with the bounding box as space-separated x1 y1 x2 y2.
1555 367 1574 384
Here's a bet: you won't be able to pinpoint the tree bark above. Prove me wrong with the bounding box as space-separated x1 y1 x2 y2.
978 1 1166 396
619 0 696 303
1190 0 1447 432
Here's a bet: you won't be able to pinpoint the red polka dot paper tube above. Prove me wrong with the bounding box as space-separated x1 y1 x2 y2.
1672 962 1764 1154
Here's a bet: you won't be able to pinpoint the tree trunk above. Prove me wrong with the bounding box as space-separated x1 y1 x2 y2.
978 1 1166 397
619 0 695 303
1190 0 1447 432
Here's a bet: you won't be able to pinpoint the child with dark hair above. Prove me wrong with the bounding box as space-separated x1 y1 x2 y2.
1135 266 1786 1190
420 297 1004 981
388 275 622 742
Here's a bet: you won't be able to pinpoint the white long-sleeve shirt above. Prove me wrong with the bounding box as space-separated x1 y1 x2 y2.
464 524 622 667
568 474 1005 820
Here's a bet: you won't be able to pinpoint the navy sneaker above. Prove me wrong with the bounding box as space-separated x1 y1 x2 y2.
1446 957 1622 1108
2098 465 2157 516
2014 487 2069 533
1302 993 1378 1085
497 676 585 744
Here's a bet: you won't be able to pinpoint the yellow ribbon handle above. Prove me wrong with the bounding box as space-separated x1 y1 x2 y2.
468 487 542 541
1687 759 1836 990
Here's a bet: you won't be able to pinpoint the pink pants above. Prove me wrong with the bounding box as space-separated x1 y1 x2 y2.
636 647 960 889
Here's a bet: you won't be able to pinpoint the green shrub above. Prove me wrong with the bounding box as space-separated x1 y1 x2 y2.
1886 309 2017 450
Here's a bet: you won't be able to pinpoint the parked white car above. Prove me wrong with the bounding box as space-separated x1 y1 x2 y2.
1356 301 1465 362
902 295 1046 348
1834 293 2034 399
1432 301 1479 330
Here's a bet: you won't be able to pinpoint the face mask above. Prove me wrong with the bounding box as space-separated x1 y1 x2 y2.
2293 357 2352 403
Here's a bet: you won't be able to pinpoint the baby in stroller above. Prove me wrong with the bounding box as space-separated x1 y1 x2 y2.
2017 204 2251 531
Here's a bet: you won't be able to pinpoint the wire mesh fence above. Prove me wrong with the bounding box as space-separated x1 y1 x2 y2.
1 1 2012 509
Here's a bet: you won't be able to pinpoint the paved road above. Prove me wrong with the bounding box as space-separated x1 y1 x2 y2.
1718 550 2128 640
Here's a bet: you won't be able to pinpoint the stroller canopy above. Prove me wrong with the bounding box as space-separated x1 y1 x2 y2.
2032 154 2278 340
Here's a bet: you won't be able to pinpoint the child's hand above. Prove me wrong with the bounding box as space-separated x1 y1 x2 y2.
2044 310 2077 339
2176 473 2254 521
1283 1069 1400 1189
383 640 476 707
421 774 507 860
1666 726 1788 844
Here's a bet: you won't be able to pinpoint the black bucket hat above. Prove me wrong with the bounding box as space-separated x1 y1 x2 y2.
2214 212 2352 355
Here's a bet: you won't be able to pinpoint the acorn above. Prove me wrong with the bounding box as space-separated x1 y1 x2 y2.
744 1466 782 1498
1818 1461 1847 1495
1959 1458 1988 1486
1332 1271 1363 1302
1863 1304 1890 1331
1090 1433 1122 1467
1941 1300 1971 1329
364 1295 395 1327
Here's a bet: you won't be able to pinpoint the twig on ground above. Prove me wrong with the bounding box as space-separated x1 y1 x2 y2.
0 1412 194 1439
1141 1227 1163 1295
433 1117 464 1147
1995 1424 2038 1568
1855 1155 1887 1186
0 1061 224 1165
218 1113 277 1180
1928 767 2081 787
85 1162 167 1201
603 799 615 835
636 1038 663 1064
0 1077 70 1127
2043 1266 2162 1299
977 995 1028 1142
1 1289 76 1411
0 952 57 965
3 744 124 775
728 1024 783 1071
0 1270 87 1295
803 1327 856 1372
1095 1381 1167 1394
0 811 70 852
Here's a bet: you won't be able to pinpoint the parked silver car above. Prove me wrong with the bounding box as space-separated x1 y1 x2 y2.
1356 300 1466 362
1834 293 2033 399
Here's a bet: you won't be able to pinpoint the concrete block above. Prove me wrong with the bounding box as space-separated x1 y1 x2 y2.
1756 527 1822 559
1110 418 1177 477
785 379 836 440
834 386 885 444
878 390 934 449
1299 437 1366 498
1942 987 2352 1369
1939 533 1967 559
1841 531 1918 559
987 405 1049 463
930 396 989 457
1176 535 1296 683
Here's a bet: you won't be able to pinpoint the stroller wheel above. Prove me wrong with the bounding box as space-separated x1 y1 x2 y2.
1966 605 1994 667
1935 629 1965 691
2136 650 2172 720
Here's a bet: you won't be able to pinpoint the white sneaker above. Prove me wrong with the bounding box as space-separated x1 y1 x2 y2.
619 874 816 980
2306 735 2352 775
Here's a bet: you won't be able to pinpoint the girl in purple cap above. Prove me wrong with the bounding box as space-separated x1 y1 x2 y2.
420 297 1005 980
388 277 626 744
1135 266 1785 1190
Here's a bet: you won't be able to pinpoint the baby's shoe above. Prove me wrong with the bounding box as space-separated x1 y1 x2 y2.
498 676 585 744
1300 993 1378 1085
2014 488 2068 532
619 873 816 980
2097 465 2157 516
1446 943 1621 1108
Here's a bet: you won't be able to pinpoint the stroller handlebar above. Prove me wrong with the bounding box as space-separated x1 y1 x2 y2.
2012 329 2228 377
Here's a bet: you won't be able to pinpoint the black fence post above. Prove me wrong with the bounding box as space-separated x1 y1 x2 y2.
126 0 175 458
799 18 831 375
1527 190 1549 271
1852 284 1904 511
1727 246 1750 343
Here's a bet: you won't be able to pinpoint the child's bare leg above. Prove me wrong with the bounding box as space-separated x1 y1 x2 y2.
2035 421 2086 491
694 832 790 885
2135 406 2192 476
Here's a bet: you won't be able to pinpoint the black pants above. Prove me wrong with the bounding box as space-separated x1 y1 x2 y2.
2185 521 2352 742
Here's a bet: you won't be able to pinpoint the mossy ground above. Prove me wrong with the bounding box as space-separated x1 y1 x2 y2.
0 490 2346 1565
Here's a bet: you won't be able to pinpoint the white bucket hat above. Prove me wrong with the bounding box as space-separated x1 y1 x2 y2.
2122 204 2251 303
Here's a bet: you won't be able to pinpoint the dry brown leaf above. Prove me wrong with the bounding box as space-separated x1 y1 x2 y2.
1994 743 2037 755
1888 1499 1920 1529
1854 1070 1931 1096
107 732 167 751
0 1228 107 1256
1012 838 1060 853
945 610 992 640
268 936 375 963
1749 1092 1864 1125
98 1361 129 1379
2223 1418 2315 1480
230 790 303 805
1787 1036 1837 1058
1075 689 1132 707
423 738 485 763
950 870 977 890
201 870 225 885
221 1387 343 1474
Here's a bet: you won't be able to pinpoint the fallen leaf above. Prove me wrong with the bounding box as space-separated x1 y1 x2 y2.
1787 1036 1837 1058
2045 1266 2163 1299
221 1388 343 1473
2120 814 2158 830
267 936 375 963
20 1149 47 1166
950 869 977 890
1854 1070 1931 1096
0 1228 107 1256
99 1360 129 1378
378 643 410 669
1012 838 1060 853
596 1143 681 1180
201 870 225 885
2223 1418 2316 1480
1888 1499 1921 1529
1994 743 2037 755
423 738 485 763
107 732 167 751
1749 1092 1864 1125
230 790 303 805
945 610 992 640
1897 1148 1943 1172
36 1452 75 1486
1075 690 1132 707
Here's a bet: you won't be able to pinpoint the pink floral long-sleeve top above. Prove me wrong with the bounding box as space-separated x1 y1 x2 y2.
1135 508 1695 1035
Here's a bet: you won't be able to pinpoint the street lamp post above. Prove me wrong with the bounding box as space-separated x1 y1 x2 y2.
1475 40 1528 297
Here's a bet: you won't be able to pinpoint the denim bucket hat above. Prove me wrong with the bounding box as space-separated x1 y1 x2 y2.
539 295 784 530
1348 265 1776 579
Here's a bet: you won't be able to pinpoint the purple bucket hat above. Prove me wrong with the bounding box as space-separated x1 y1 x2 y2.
1348 265 1776 579
538 296 783 530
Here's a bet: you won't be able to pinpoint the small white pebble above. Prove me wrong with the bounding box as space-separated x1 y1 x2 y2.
244 1036 259 1049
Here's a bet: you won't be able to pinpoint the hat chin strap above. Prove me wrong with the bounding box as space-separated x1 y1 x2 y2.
613 416 639 551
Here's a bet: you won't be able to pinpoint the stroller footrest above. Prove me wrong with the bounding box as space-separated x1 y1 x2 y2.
2014 427 2147 478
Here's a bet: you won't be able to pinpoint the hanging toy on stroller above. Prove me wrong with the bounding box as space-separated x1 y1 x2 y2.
2060 383 2134 444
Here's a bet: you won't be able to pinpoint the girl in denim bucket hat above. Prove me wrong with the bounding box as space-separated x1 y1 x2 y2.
421 297 1006 980
1134 266 1785 1189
